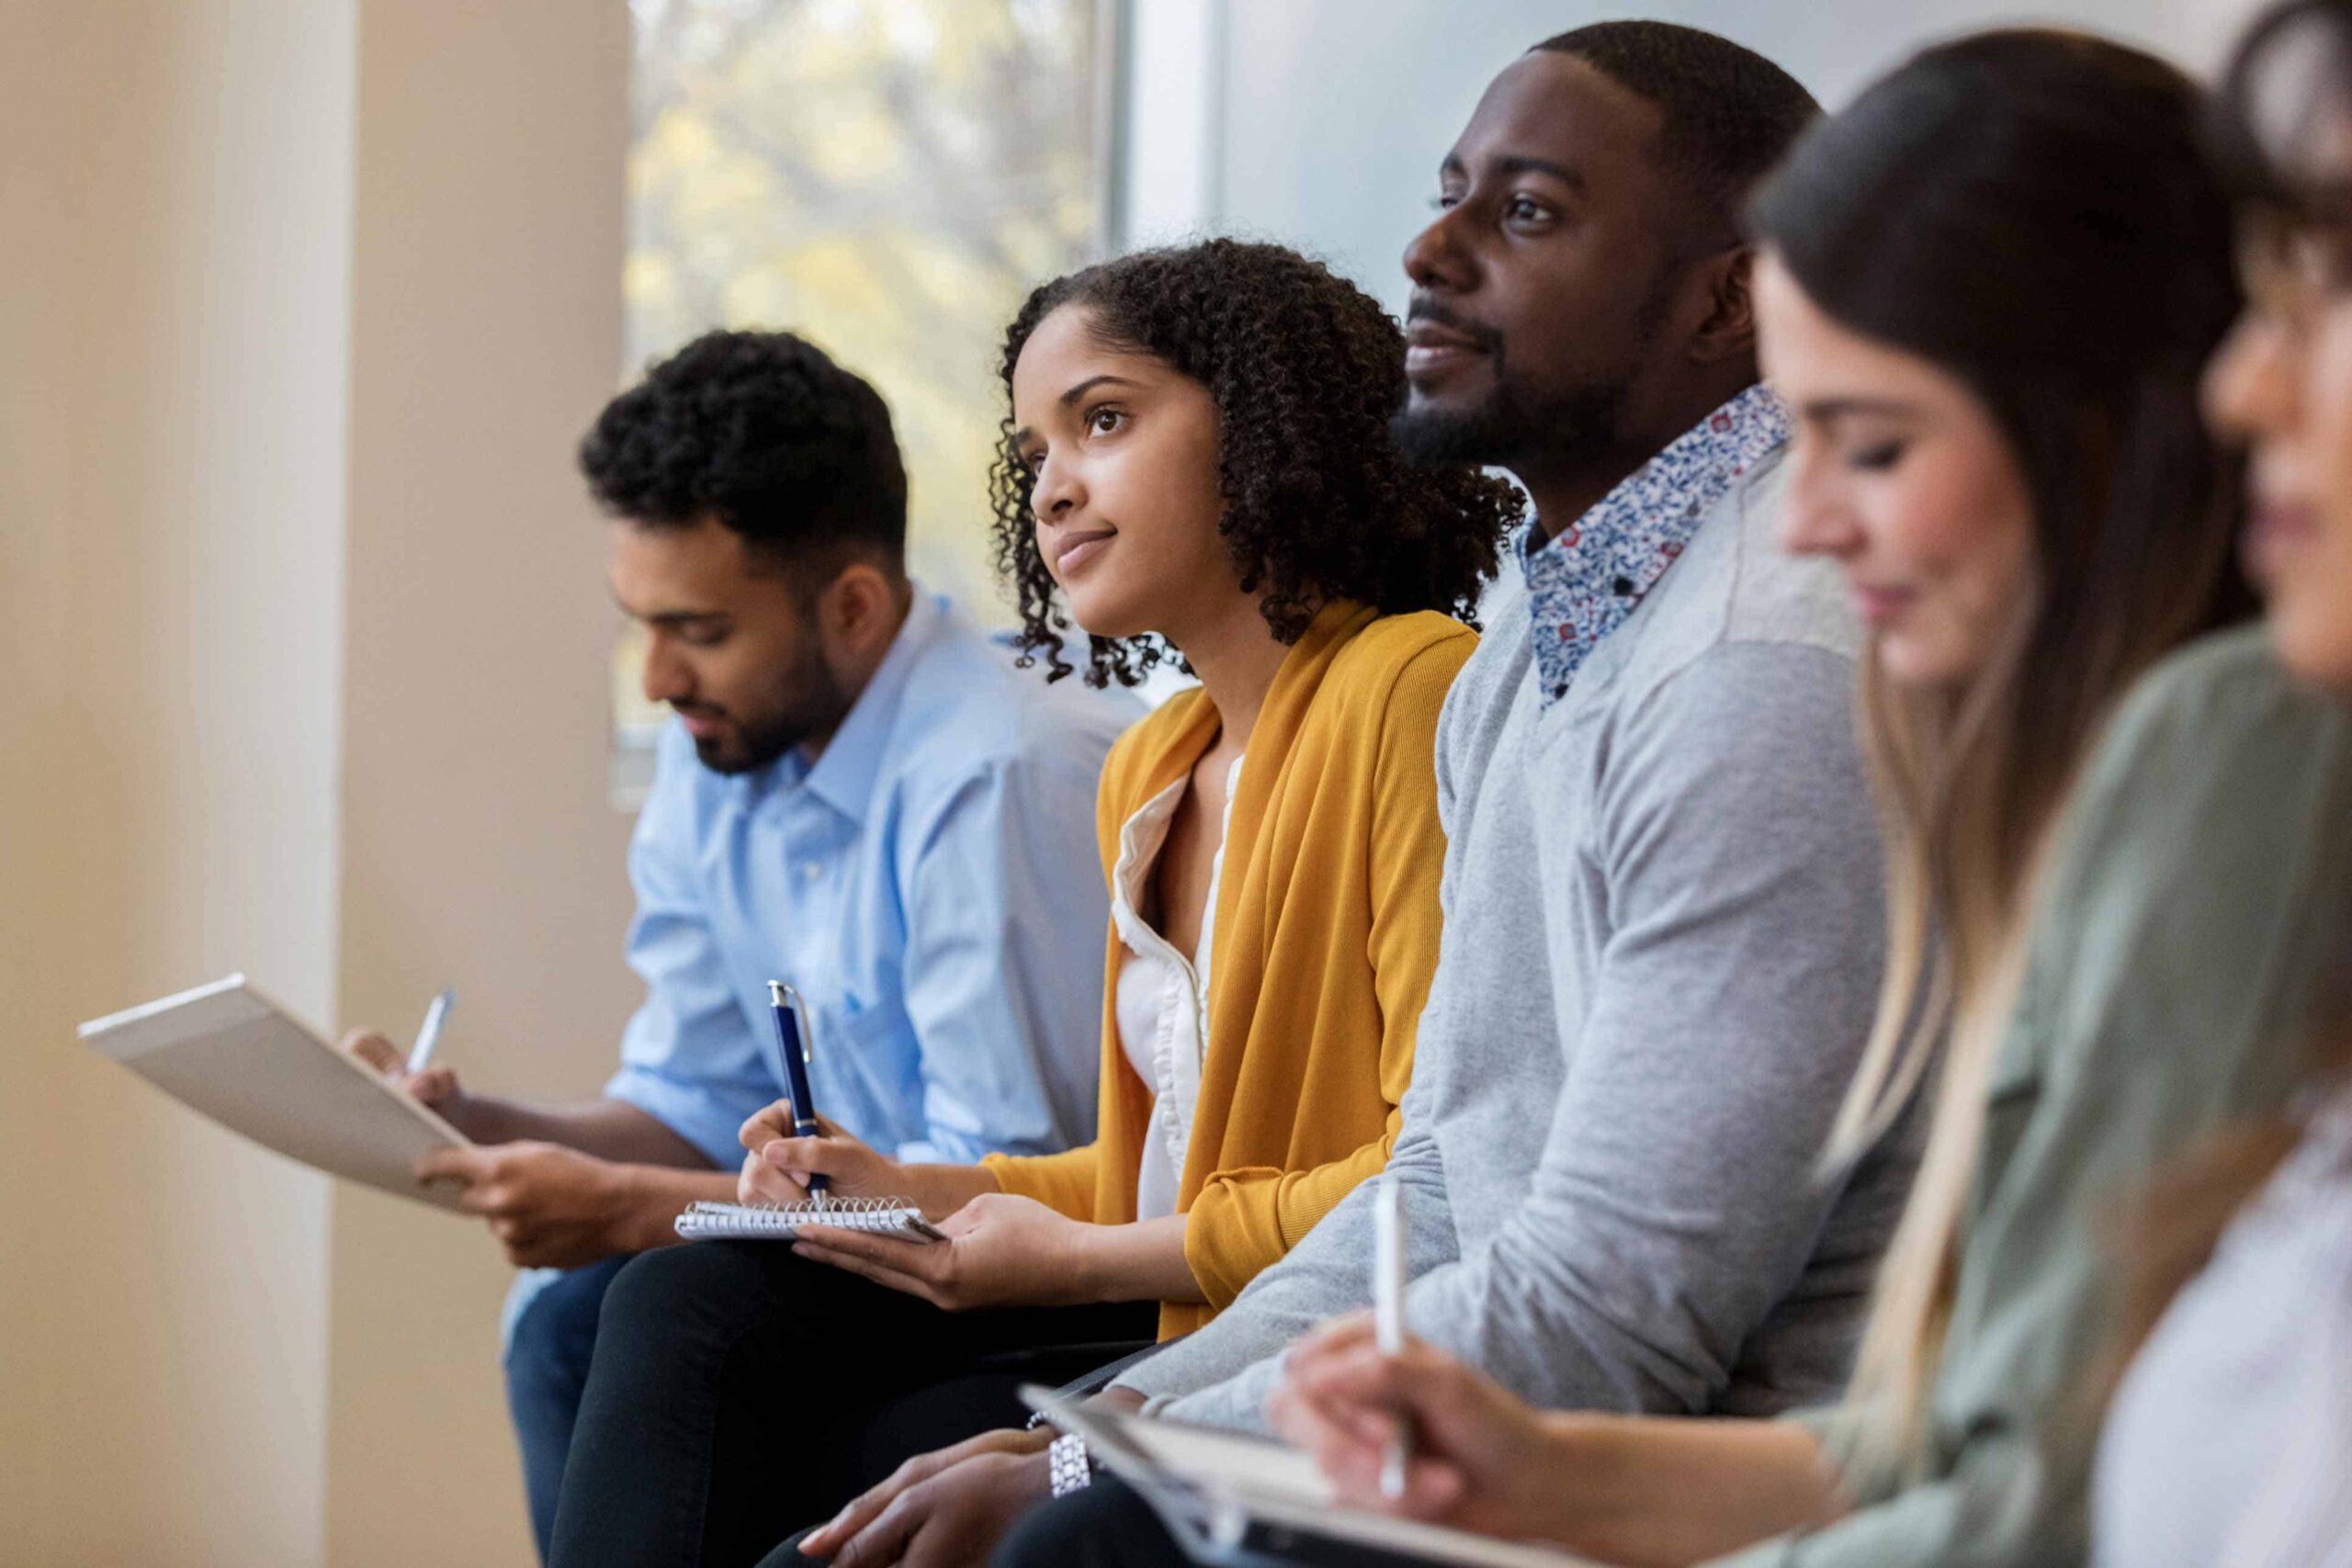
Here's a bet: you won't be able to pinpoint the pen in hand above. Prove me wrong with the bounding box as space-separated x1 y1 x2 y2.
1374 1174 1410 1499
408 987 456 1076
768 981 827 1208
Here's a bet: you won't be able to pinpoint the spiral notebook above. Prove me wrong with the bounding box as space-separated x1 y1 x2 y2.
673 1198 947 1243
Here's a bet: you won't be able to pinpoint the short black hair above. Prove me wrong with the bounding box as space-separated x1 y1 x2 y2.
1534 21 1820 241
578 329 908 583
990 240 1522 687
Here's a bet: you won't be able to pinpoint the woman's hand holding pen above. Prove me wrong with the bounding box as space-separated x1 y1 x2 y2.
1267 1313 1575 1542
732 1103 997 1217
736 1106 903 1203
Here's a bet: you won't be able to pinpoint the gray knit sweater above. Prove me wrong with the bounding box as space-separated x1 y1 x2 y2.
1121 446 1918 1431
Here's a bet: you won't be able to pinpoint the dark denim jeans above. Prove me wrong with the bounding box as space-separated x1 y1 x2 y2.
503 1255 632 1562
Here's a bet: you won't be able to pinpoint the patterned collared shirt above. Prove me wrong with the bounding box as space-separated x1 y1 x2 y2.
1521 382 1792 706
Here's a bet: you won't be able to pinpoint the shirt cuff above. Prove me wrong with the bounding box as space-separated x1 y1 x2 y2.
603 1067 745 1169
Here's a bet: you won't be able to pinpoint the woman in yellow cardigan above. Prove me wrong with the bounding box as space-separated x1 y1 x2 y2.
741 240 1521 1340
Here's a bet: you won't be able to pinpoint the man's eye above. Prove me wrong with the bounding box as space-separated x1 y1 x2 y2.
1430 191 1462 211
1504 196 1550 223
681 626 730 649
1849 439 1906 472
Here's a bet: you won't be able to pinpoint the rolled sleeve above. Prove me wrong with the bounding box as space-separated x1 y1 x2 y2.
602 1065 749 1171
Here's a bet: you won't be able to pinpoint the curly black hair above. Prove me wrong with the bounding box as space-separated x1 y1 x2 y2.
988 239 1525 686
579 329 907 590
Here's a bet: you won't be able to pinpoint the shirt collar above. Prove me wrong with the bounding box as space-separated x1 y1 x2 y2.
1520 383 1789 707
765 588 946 825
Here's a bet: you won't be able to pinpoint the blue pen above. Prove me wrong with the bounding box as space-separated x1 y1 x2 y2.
767 980 826 1206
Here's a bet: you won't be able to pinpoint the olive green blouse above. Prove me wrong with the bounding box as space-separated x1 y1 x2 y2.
1724 627 2352 1567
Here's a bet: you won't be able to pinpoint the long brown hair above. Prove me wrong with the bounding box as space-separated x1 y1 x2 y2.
1747 30 2252 1472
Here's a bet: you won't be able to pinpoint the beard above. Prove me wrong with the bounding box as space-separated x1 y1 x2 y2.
1390 372 1634 473
1393 277 1671 473
684 641 854 776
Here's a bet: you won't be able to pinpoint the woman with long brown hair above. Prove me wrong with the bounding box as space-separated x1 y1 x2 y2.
1253 30 2347 1568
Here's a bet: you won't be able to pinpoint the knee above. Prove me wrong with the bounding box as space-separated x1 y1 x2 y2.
594 1240 784 1349
505 1258 625 1382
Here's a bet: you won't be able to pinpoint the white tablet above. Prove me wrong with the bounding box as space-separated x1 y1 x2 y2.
80 974 472 1210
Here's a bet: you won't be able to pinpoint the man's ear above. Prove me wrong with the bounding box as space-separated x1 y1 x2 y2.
817 559 907 658
1688 246 1758 367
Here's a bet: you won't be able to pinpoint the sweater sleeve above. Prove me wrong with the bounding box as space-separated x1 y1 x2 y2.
1398 641 1888 1414
1180 634 1467 1306
984 1141 1105 1220
1119 1078 1462 1424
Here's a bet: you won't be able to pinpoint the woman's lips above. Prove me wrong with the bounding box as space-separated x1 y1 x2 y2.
1850 583 1917 628
1052 529 1116 575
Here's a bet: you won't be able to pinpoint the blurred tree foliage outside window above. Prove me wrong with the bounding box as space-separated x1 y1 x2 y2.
613 0 1107 780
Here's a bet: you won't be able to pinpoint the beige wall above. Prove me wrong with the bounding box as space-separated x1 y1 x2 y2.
0 0 2292 1561
327 4 635 1562
0 1 353 1562
2 2 629 1562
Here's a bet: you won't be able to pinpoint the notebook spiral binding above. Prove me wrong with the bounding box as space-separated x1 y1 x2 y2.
736 1194 905 1216
675 1196 931 1236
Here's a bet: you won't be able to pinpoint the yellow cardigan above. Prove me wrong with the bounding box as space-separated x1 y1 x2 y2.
983 602 1470 1338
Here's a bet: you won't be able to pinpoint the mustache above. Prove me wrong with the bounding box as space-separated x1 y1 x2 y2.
1404 295 1503 355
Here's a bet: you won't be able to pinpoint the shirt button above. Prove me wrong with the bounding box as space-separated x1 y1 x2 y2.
800 862 822 882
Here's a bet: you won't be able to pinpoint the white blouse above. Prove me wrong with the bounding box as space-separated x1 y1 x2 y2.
2094 1086 2352 1567
1107 755 1242 1222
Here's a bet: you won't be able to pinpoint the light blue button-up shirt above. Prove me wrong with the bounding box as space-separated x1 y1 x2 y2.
604 589 1135 1167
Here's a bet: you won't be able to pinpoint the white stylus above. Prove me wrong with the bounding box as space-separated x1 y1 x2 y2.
1374 1174 1409 1499
407 987 456 1075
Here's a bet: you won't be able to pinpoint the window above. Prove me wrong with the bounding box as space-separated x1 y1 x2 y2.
615 0 1115 801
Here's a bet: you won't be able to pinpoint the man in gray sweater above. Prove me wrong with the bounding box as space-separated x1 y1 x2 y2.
1106 22 1905 1438
799 25 1917 1566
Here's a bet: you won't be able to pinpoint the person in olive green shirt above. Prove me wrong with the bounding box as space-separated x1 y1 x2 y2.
1741 629 2350 1565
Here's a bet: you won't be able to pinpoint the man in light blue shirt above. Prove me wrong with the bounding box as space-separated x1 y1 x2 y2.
605 583 1114 1172
345 330 1128 1558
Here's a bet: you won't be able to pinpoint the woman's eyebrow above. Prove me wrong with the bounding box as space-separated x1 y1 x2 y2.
1013 373 1148 446
1802 395 1921 423
1058 373 1142 407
